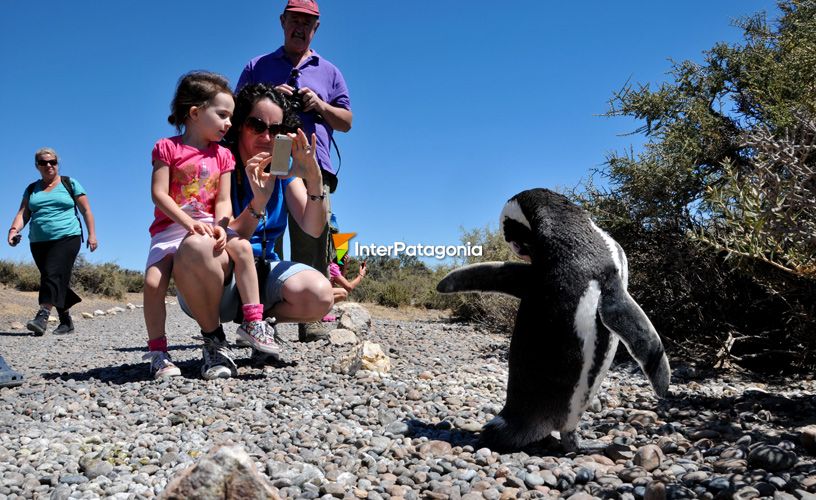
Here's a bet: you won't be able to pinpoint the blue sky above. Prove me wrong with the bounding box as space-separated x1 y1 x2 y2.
0 1 777 271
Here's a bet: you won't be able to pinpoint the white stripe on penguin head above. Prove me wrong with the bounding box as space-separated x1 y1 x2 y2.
500 199 531 241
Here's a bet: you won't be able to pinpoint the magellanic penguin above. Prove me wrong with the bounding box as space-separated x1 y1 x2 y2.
437 188 671 452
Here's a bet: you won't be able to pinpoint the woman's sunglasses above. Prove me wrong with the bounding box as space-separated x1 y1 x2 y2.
37 159 58 167
245 116 287 136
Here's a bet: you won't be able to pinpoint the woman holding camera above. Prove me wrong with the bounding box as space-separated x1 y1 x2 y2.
173 83 333 379
7 147 98 335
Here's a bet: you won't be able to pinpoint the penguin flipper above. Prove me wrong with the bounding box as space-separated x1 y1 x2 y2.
436 262 530 298
598 280 671 397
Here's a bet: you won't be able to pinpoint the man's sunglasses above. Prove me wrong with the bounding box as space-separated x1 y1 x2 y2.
245 116 287 136
37 159 58 167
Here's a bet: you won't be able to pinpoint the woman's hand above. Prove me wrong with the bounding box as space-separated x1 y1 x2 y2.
212 226 227 252
7 229 21 247
244 151 276 204
86 236 98 252
288 129 321 185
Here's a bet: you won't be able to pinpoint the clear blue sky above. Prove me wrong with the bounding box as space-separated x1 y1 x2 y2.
0 1 777 271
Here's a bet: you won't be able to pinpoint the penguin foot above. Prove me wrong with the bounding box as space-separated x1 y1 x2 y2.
560 430 579 453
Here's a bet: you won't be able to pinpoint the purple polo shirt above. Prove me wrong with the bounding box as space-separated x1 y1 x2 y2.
237 47 351 175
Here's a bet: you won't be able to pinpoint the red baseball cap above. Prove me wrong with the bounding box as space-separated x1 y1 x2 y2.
285 0 319 16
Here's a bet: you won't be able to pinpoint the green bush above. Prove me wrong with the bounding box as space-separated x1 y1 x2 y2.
0 257 144 299
14 266 41 292
349 254 453 309
0 260 41 292
577 0 816 372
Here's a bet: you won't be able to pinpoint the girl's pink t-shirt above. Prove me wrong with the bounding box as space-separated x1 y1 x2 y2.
149 136 235 236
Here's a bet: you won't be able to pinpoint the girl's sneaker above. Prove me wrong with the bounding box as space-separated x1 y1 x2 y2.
236 320 281 356
142 351 181 379
200 336 237 380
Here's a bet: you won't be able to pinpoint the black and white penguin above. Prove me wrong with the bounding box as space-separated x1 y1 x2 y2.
437 188 671 452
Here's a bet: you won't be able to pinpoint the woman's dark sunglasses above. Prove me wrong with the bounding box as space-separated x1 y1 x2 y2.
37 159 58 167
245 116 287 136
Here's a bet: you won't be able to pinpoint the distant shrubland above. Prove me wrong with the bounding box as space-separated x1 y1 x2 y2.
0 256 144 299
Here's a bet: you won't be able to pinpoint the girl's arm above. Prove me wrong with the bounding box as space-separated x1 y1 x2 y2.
75 194 98 251
333 266 366 292
212 172 233 252
7 197 29 246
151 160 214 237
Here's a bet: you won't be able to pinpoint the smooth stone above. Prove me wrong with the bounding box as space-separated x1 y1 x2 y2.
713 458 747 473
634 444 663 472
644 481 667 500
523 472 544 488
385 421 409 435
748 444 797 472
800 425 816 454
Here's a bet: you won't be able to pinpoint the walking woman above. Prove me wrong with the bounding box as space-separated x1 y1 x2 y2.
7 148 98 335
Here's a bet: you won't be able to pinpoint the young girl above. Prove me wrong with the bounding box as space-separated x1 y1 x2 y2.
143 71 278 380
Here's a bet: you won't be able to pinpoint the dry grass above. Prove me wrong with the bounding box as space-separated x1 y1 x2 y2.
0 285 143 327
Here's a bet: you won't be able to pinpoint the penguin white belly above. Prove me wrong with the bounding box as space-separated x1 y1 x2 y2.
565 280 603 431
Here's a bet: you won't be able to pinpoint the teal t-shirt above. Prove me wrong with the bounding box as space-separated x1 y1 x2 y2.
25 178 86 243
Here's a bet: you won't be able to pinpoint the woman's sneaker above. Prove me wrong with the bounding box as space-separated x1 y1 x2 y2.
26 308 50 336
142 351 181 379
200 336 237 380
237 320 281 356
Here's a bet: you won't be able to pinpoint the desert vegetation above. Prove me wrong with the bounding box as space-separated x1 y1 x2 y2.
0 256 143 300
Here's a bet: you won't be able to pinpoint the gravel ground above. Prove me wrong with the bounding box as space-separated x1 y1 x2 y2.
1 303 815 499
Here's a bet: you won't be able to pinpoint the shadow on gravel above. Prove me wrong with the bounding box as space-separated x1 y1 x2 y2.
236 357 297 369
43 362 153 384
404 419 571 456
0 331 34 337
41 358 273 384
658 390 816 435
405 419 481 448
113 344 202 353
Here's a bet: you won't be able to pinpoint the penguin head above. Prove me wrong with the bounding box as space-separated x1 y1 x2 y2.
500 188 581 264
500 198 534 262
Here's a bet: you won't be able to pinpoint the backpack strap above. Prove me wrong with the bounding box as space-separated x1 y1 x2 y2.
60 176 84 243
24 181 37 201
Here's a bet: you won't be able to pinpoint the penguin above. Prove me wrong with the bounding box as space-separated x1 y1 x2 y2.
437 188 671 452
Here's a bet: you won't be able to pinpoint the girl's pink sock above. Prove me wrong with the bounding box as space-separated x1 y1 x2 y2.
242 303 264 322
148 335 168 352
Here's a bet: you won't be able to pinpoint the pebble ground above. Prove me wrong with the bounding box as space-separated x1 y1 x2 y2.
1 304 814 499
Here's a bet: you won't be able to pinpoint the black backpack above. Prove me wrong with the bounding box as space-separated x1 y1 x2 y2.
25 176 84 242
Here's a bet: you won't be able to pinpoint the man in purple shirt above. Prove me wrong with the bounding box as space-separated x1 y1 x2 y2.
237 0 352 341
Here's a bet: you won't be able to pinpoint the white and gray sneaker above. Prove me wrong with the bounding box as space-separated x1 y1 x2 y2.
142 351 181 379
200 336 238 380
250 318 285 365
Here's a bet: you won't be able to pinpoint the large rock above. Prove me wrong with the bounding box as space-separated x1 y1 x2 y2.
332 340 391 376
328 329 358 346
360 341 391 373
160 445 280 500
335 302 371 333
